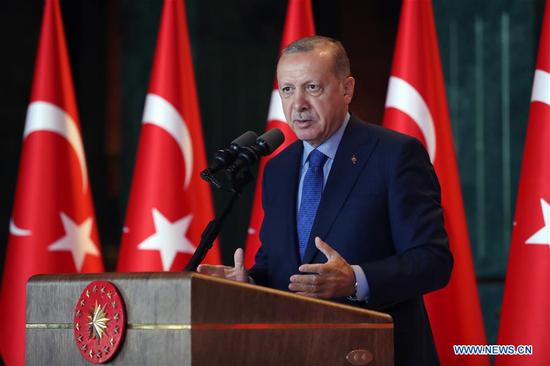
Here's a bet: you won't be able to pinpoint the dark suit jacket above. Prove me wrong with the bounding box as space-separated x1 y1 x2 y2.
249 116 453 366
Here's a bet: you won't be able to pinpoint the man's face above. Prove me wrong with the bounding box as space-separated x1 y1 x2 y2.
276 49 354 147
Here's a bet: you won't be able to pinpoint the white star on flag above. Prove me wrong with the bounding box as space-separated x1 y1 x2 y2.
137 208 195 270
525 198 550 246
48 212 100 271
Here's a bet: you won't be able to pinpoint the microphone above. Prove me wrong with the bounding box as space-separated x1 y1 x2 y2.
202 131 258 175
227 128 285 174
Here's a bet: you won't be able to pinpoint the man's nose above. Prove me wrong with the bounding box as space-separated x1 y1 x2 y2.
293 89 309 111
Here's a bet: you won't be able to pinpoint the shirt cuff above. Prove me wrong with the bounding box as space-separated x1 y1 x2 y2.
350 265 369 301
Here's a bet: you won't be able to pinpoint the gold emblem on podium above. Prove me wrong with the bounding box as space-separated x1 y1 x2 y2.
73 281 126 364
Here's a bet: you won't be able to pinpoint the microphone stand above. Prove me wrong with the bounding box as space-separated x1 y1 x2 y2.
184 165 254 272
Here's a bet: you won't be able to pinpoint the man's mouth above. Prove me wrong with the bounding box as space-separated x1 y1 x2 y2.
293 119 313 126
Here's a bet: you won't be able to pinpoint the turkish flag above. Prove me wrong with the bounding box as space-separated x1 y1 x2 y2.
0 0 105 364
244 0 315 267
496 3 550 365
117 0 220 271
383 0 488 364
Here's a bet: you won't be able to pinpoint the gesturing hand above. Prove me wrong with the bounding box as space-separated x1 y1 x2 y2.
197 248 249 283
288 237 356 299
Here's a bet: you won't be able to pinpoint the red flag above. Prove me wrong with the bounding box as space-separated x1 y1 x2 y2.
496 3 550 365
0 0 104 364
244 0 315 267
383 0 488 364
117 0 220 271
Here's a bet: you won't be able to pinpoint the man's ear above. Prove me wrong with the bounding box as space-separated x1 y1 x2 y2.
343 76 355 104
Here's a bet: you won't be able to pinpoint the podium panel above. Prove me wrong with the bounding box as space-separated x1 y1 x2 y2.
26 272 393 365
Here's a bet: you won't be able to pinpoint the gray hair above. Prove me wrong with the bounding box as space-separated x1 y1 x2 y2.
281 36 351 78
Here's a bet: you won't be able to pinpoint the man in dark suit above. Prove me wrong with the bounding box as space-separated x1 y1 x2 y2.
199 36 453 365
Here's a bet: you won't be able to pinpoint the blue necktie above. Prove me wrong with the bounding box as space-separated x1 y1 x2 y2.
297 149 328 261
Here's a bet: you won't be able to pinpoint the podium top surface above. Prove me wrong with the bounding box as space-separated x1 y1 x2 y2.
27 272 392 327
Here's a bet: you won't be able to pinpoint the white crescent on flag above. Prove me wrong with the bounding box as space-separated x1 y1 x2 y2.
9 218 31 237
142 93 194 189
385 76 437 162
531 69 550 106
267 89 287 123
24 101 88 192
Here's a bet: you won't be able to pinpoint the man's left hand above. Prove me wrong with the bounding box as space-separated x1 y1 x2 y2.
289 237 356 299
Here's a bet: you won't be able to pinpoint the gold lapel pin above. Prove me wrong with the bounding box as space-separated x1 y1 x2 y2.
351 154 357 165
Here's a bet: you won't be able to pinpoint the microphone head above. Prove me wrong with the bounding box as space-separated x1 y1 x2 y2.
230 131 258 149
256 128 285 155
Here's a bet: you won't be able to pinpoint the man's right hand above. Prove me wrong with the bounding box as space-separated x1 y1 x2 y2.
197 248 249 283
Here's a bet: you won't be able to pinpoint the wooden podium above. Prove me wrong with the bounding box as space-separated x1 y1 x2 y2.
26 272 393 365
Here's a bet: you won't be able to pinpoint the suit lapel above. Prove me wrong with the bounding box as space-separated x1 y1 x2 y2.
302 118 379 264
276 141 303 269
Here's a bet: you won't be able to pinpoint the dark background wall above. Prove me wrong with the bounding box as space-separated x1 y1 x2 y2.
0 0 545 346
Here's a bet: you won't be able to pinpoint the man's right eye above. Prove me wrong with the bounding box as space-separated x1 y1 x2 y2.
281 86 293 94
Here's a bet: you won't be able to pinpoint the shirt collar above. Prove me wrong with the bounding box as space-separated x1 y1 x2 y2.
302 113 350 166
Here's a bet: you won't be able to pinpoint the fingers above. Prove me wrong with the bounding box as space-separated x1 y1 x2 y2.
233 248 249 283
233 248 244 270
290 277 328 299
299 237 342 274
314 237 337 259
290 274 321 285
197 264 214 273
198 250 249 283
289 283 320 293
289 242 355 299
288 274 323 293
197 264 230 278
298 263 324 274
